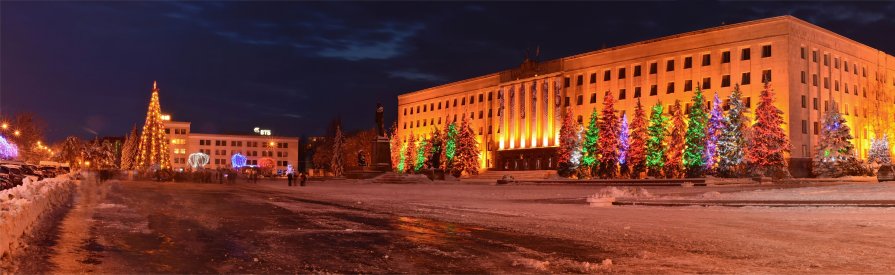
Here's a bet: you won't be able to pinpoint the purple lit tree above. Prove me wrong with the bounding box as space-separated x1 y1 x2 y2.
704 92 724 173
618 114 631 178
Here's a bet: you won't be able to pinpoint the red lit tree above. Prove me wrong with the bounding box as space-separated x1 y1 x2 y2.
628 99 648 178
597 91 620 178
404 134 417 174
664 100 686 178
557 108 580 177
746 82 791 178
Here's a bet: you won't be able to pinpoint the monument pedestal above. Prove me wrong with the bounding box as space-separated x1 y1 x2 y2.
371 137 392 171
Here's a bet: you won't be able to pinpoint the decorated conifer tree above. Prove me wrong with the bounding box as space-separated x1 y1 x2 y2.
404 134 417 173
597 91 620 178
451 117 480 177
389 123 403 172
812 102 865 177
557 108 581 177
331 126 345 177
120 125 139 170
618 114 631 178
442 122 458 170
717 84 751 177
135 81 171 170
580 108 600 178
645 102 668 178
427 127 443 169
628 99 648 178
664 100 686 178
868 135 892 169
746 81 791 178
704 93 724 173
683 86 708 177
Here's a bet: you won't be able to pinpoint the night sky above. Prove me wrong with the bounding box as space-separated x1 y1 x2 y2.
2 1 894 142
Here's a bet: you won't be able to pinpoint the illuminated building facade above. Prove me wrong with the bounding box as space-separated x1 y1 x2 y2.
162 117 299 173
397 16 895 175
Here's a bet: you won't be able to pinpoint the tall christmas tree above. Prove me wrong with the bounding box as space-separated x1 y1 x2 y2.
580 108 600 178
597 91 620 178
746 81 791 178
717 84 751 177
645 102 668 178
331 125 345 176
557 108 581 177
664 100 686 178
628 99 648 178
704 93 724 173
389 123 403 172
451 117 480 177
618 114 631 178
135 81 171 170
868 134 892 166
442 122 458 170
404 134 417 173
120 125 139 170
683 86 708 177
812 102 864 177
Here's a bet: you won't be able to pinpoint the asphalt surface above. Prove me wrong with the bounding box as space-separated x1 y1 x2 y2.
7 180 612 274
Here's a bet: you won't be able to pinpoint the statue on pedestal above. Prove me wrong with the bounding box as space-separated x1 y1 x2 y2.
376 102 385 137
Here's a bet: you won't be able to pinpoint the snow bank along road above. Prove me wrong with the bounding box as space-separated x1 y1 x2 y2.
6 179 895 273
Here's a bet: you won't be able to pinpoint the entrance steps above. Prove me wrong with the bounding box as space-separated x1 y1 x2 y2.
371 172 431 184
463 170 557 181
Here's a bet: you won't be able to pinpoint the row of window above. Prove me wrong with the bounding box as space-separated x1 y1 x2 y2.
405 92 496 116
800 47 869 77
801 119 871 138
565 45 771 87
208 159 289 167
197 139 289 148
801 71 875 98
798 96 870 118
165 128 187 135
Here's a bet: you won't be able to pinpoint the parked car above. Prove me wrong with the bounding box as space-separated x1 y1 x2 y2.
878 164 895 182
20 165 44 181
0 177 14 190
0 165 25 185
39 166 58 178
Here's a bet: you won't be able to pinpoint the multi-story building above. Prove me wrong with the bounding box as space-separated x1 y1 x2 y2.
396 16 895 176
162 116 299 173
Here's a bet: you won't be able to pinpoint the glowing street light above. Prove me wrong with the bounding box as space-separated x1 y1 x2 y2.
13 130 20 136
1 123 7 129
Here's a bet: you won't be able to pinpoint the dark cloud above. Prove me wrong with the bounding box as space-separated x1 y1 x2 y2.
1 1 893 141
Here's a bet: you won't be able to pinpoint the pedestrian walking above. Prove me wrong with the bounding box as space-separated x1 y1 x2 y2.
287 172 294 186
299 172 307 187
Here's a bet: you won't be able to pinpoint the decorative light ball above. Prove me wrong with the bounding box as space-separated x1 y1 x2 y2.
231 153 247 168
0 135 19 160
259 157 275 171
187 152 210 168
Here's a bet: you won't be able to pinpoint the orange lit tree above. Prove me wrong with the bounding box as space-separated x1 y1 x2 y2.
746 82 791 178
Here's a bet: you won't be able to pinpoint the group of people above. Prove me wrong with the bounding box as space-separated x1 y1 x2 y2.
286 172 307 187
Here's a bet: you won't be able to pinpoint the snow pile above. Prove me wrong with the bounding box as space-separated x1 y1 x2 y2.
0 177 76 258
593 187 652 199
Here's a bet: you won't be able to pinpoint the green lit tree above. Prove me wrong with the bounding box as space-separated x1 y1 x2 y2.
683 86 708 177
645 102 668 178
442 122 458 170
580 108 600 178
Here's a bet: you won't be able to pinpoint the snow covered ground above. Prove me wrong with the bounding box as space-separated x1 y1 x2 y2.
692 182 895 201
0 176 76 259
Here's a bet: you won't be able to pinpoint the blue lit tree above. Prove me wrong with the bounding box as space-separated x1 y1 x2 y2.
812 101 865 177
